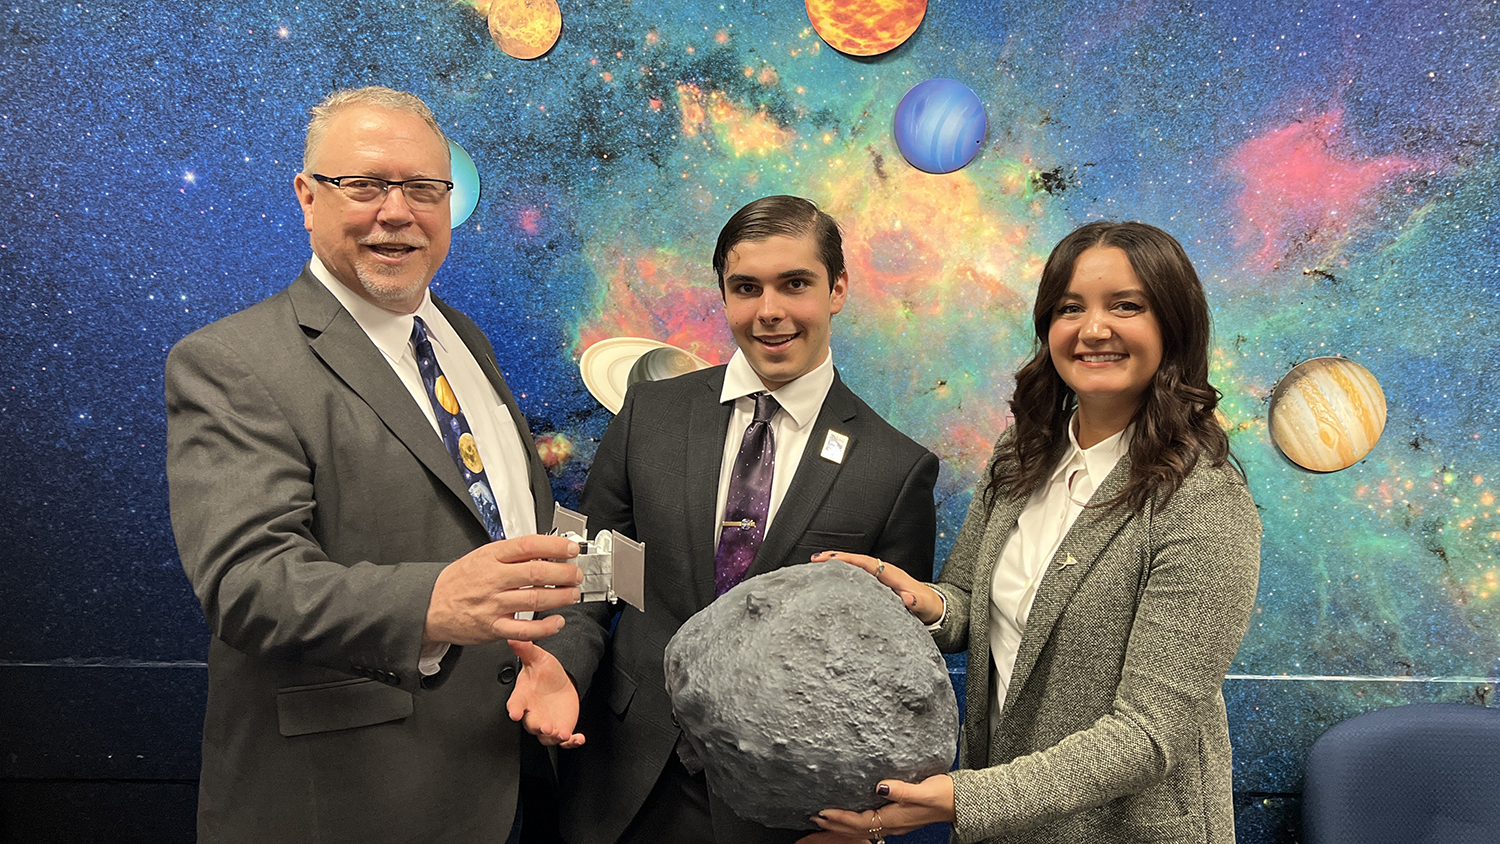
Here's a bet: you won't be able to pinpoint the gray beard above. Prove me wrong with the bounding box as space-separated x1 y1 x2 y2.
355 261 429 310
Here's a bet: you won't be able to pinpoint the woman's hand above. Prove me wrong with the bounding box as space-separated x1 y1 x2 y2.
806 774 957 840
812 551 945 626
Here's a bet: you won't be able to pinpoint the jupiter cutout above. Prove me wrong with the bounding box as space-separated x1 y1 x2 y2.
1269 356 1387 472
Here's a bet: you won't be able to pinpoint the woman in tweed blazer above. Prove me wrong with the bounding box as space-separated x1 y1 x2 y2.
809 222 1261 844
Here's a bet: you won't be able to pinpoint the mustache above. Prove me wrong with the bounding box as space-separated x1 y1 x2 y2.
359 234 428 248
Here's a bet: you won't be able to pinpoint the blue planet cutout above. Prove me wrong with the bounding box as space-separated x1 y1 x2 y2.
449 139 480 228
893 79 987 174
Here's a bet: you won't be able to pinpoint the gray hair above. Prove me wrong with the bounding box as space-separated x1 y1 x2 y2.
302 87 450 172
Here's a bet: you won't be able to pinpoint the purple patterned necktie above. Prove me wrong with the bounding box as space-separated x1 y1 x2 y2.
410 316 506 541
714 392 781 595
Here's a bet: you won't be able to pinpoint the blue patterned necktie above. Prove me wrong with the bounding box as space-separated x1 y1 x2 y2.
410 316 506 541
714 392 780 595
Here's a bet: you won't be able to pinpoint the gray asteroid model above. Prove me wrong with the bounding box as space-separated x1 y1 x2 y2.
663 562 959 829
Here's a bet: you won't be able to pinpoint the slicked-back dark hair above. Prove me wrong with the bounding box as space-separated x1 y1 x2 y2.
712 195 845 292
986 220 1238 513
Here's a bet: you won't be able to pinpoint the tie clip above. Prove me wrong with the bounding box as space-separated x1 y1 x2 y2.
722 519 756 530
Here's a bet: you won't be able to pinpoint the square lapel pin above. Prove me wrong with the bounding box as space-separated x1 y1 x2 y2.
820 430 850 464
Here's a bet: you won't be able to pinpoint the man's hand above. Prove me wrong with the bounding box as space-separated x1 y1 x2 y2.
424 534 582 646
506 640 585 748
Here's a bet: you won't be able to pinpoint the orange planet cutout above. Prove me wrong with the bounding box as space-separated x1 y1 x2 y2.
806 0 926 57
488 0 561 60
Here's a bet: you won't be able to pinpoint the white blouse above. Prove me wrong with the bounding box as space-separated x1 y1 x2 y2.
986 418 1132 739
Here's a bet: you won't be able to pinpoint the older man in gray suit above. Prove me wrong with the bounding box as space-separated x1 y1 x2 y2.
166 87 586 844
542 196 940 844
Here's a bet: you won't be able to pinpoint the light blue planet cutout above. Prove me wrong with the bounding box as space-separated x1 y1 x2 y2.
893 78 987 174
449 139 480 228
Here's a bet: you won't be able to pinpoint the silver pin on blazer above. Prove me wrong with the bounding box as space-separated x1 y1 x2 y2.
820 429 850 464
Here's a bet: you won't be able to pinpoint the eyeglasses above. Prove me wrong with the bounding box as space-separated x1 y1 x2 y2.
312 174 455 208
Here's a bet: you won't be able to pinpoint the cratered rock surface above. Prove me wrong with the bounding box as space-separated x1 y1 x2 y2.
663 562 959 829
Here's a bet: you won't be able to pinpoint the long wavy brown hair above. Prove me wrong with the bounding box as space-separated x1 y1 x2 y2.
985 221 1238 513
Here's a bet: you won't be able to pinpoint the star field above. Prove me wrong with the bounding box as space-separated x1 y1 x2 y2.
2 0 1498 775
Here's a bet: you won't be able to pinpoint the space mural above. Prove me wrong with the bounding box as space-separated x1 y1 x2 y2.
2 0 1497 805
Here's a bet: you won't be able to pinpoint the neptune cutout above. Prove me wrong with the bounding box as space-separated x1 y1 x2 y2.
893 78 987 174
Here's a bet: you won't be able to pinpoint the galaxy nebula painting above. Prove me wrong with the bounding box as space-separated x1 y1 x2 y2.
2 0 1497 839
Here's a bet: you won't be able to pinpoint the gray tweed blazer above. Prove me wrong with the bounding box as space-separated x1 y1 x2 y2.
931 432 1261 844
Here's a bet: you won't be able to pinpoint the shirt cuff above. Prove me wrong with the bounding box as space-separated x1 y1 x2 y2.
418 641 451 677
925 587 948 631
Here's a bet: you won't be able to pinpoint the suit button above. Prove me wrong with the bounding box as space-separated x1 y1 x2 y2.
385 672 400 685
497 664 517 685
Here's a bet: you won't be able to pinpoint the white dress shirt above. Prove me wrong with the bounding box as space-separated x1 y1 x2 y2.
309 256 538 671
713 349 836 551
987 417 1132 739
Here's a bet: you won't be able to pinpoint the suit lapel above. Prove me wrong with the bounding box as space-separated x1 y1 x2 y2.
1001 453 1137 720
747 374 857 580
435 296 554 530
687 370 733 609
288 272 486 528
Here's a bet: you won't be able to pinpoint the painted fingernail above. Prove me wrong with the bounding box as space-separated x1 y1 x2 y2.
875 784 891 796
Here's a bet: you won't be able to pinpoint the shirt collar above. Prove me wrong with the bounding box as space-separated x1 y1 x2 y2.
1049 412 1134 486
719 348 836 429
308 254 439 359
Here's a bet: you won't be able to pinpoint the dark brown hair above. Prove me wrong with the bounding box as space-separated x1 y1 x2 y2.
712 195 845 292
986 221 1236 513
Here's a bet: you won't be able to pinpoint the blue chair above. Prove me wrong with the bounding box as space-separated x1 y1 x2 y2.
1302 703 1500 844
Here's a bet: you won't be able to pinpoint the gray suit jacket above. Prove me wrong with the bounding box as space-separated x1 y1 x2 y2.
931 433 1260 844
544 365 939 844
165 267 553 844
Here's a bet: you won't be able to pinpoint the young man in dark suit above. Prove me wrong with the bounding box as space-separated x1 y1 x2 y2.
543 195 939 844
